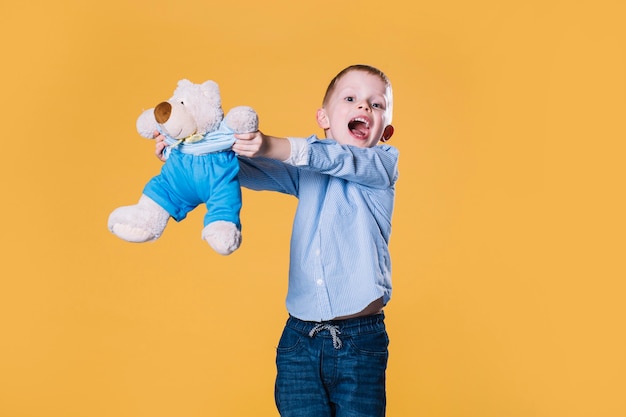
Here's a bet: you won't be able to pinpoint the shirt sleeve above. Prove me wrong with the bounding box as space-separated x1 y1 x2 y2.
237 156 299 196
286 135 399 189
283 137 309 165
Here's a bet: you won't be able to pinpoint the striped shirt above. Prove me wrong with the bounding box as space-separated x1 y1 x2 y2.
159 121 236 157
238 135 399 321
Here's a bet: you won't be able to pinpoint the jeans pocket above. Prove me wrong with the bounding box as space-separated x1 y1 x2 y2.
346 329 389 356
276 326 305 354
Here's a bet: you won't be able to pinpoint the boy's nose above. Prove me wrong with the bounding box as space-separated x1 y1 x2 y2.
357 101 371 111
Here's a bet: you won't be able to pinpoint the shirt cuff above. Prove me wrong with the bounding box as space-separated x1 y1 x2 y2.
283 137 309 165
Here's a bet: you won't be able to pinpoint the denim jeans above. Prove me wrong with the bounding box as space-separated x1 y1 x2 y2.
275 313 389 417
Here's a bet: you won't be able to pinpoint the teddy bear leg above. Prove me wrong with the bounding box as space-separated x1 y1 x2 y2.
201 221 242 255
108 194 170 242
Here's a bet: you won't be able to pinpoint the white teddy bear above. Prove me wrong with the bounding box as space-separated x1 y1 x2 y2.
108 79 258 255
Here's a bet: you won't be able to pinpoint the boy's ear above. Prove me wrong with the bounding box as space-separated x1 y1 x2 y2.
316 108 330 129
381 125 395 142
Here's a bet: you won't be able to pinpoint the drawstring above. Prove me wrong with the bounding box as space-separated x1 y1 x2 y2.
309 323 343 349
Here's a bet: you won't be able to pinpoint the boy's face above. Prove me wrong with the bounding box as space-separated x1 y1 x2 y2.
317 70 394 148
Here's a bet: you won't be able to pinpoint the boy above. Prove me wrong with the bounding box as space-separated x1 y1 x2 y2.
158 64 398 416
234 64 397 417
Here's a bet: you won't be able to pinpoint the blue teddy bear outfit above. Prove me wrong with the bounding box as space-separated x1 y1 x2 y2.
143 121 242 230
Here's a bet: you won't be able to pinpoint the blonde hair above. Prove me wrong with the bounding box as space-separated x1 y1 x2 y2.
322 64 393 121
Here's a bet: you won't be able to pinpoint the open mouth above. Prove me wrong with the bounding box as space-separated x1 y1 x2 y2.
348 117 370 139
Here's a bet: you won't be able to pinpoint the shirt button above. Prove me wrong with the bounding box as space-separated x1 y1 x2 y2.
315 249 321 256
316 279 324 286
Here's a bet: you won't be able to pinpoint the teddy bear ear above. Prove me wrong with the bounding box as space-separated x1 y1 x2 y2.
177 79 193 88
200 80 220 97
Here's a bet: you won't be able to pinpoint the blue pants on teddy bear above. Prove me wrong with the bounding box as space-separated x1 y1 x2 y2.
143 148 242 230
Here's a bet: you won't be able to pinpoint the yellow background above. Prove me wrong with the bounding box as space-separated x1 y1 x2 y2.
1 0 624 416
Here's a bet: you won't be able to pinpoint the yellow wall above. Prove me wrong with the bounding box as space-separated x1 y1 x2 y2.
1 1 624 416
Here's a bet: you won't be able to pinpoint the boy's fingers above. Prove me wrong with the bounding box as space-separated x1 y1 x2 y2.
234 132 257 140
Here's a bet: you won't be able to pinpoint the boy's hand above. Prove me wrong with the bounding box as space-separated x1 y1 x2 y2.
232 131 266 158
233 131 292 161
154 131 167 162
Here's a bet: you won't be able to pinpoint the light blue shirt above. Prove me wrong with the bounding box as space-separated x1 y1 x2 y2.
238 135 399 321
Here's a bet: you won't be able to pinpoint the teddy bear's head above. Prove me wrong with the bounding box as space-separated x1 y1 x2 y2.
136 79 225 140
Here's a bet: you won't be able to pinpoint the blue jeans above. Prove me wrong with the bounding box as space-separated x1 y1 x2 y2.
275 313 389 417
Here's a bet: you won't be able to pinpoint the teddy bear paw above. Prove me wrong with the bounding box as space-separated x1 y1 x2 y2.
108 195 170 242
202 221 242 255
224 106 259 133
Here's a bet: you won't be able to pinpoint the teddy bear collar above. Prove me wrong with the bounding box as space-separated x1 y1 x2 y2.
158 121 236 156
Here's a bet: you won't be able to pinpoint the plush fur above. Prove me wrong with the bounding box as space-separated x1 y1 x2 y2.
108 79 258 255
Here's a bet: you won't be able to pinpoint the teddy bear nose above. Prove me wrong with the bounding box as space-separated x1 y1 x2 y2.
154 102 172 124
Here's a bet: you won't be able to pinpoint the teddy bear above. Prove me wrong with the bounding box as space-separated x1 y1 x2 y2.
108 79 258 255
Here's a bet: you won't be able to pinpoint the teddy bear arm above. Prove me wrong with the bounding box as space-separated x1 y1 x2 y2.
224 106 259 133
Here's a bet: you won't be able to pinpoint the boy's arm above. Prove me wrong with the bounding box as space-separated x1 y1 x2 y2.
232 133 397 188
232 131 291 161
237 156 299 195
286 137 399 189
232 131 300 195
